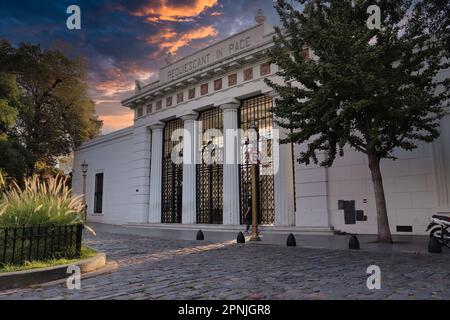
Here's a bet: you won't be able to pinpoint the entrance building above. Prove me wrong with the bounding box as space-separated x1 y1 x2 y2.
72 11 450 235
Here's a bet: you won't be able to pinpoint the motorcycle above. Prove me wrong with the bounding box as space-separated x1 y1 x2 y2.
426 215 450 248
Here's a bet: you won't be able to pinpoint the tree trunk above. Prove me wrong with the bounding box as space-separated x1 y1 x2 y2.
367 152 393 243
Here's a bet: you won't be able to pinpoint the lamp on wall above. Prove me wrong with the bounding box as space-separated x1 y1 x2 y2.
81 161 88 222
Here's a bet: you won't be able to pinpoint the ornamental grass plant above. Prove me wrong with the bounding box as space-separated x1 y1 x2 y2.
0 175 93 234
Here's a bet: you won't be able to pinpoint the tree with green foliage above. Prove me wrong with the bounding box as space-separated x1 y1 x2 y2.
0 72 18 136
0 71 30 180
266 0 450 242
0 40 102 174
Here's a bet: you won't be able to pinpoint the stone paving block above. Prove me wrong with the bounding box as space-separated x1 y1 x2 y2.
1 230 449 300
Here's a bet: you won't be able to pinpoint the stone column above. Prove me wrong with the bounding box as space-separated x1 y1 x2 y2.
220 100 241 225
270 94 296 226
181 112 198 224
148 122 164 224
131 125 151 223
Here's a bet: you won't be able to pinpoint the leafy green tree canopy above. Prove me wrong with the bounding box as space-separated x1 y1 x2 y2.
0 40 102 172
0 72 19 137
0 68 28 181
267 0 449 242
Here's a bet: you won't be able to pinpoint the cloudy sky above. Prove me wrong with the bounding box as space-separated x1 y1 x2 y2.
0 0 282 134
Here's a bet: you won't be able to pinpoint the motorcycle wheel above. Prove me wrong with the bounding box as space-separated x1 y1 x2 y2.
430 228 445 246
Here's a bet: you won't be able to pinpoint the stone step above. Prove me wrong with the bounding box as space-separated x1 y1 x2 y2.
124 223 335 236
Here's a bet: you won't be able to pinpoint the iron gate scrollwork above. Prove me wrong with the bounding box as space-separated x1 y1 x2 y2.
161 118 183 223
239 95 275 225
196 108 224 224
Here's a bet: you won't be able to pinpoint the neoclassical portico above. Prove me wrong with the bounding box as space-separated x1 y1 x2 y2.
118 10 299 228
142 93 297 227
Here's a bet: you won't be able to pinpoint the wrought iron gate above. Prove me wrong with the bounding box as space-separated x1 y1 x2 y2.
196 108 224 224
239 95 275 225
161 119 183 223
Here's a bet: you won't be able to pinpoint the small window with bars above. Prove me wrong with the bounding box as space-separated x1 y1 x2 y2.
136 107 144 118
177 92 184 104
166 96 173 107
260 62 271 76
214 78 222 91
228 73 237 86
201 83 209 96
188 88 196 99
243 68 253 81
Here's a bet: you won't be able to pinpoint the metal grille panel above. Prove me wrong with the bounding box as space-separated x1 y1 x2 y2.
239 95 275 225
161 119 183 223
196 108 224 224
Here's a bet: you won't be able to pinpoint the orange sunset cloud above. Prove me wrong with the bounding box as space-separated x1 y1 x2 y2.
99 113 134 134
134 0 219 22
95 69 153 97
148 25 218 55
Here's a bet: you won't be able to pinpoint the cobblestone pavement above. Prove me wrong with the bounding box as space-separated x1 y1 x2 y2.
1 229 450 300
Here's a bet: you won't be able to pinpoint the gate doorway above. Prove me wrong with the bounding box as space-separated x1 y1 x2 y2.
239 95 275 225
196 108 224 224
161 119 183 223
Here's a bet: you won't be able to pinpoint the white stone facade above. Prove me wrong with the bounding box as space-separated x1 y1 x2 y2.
73 18 450 235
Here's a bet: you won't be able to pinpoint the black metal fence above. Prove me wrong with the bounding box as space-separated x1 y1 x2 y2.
0 224 83 266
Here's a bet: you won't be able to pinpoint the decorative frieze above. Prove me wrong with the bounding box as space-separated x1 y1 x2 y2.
188 88 196 99
214 78 222 91
243 67 253 81
228 73 237 86
201 83 209 96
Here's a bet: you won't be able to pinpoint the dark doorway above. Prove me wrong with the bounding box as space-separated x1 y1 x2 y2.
94 172 104 214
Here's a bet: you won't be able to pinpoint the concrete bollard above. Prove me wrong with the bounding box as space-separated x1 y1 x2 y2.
237 232 245 244
196 230 204 241
287 233 297 247
349 235 360 250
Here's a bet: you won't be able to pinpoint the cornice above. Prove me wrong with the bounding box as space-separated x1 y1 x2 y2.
75 127 133 151
122 40 275 108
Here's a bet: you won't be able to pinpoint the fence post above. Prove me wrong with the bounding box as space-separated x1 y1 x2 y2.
28 226 34 262
11 228 17 264
36 225 41 261
1 228 8 265
75 224 84 257
20 226 25 264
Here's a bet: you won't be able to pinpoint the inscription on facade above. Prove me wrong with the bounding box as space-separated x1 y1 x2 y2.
160 25 265 83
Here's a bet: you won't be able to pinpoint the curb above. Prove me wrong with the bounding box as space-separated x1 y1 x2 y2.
0 252 107 291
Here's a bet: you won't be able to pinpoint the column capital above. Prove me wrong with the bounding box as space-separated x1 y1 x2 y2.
149 122 165 130
218 98 240 111
180 112 199 122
